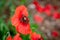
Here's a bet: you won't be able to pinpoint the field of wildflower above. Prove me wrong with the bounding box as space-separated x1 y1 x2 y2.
0 0 60 40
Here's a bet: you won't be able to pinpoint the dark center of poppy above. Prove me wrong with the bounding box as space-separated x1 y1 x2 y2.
20 15 29 24
38 37 43 40
38 38 41 40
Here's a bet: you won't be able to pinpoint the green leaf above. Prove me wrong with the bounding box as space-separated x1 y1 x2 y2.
20 34 30 40
10 5 16 16
7 21 17 37
30 23 38 32
0 31 3 40
20 0 26 5
2 32 10 40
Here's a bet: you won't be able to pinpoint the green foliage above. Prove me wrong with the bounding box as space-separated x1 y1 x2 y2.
0 0 6 15
7 21 17 37
0 18 9 40
20 0 26 5
30 23 38 32
20 34 30 40
10 4 16 16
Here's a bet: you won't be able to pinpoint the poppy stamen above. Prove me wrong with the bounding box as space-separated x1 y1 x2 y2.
20 15 29 24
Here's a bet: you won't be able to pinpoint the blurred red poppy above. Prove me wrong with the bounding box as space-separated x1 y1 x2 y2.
13 33 22 40
53 12 60 19
53 6 58 10
43 4 52 16
30 32 43 40
34 14 43 23
51 31 59 38
33 1 43 13
11 5 31 35
6 35 12 40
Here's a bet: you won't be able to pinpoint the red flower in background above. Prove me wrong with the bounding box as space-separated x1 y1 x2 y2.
13 33 22 40
33 1 44 13
30 32 43 40
53 12 60 19
34 14 43 23
43 4 52 16
11 5 31 35
6 35 12 40
51 31 59 38
53 6 58 10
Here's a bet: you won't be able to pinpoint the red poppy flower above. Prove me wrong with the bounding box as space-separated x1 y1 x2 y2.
51 31 59 38
53 6 58 10
53 12 60 19
43 4 52 16
6 35 12 40
13 33 22 40
11 5 31 35
34 14 43 23
30 32 43 40
33 1 43 13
